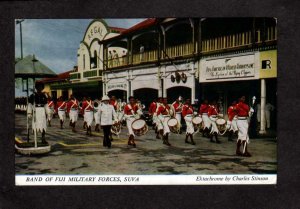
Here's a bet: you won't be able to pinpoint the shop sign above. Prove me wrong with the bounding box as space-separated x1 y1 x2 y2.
200 54 256 82
259 50 277 78
84 21 108 46
107 83 127 91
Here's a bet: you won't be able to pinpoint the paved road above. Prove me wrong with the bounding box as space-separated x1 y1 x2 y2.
15 113 277 175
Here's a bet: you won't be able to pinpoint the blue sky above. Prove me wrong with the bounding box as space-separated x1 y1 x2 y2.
15 19 145 74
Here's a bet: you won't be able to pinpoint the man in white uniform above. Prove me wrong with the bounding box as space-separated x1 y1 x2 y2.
67 95 79 132
172 96 183 134
82 97 94 136
124 96 140 147
99 95 117 148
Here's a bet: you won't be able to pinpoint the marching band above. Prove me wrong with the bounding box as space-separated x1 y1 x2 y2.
24 82 256 157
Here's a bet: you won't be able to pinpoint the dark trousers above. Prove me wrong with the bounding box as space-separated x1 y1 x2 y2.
102 125 112 147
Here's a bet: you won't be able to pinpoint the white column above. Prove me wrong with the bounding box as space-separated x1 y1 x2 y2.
259 79 267 134
191 63 195 104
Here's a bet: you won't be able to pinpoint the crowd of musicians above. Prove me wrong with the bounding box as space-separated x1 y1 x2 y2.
19 82 256 157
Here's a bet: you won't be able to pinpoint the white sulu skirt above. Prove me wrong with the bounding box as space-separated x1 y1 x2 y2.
32 107 47 133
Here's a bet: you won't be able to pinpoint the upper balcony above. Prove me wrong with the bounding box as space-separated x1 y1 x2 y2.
70 68 102 82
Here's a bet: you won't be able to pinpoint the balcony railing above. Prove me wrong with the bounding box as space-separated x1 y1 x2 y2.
83 69 98 78
70 72 81 80
107 56 128 68
132 50 158 64
165 42 194 58
202 26 277 53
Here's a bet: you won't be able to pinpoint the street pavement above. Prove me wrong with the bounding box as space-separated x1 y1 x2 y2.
15 113 277 175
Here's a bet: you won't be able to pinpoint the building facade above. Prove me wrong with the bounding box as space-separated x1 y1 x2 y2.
45 18 276 133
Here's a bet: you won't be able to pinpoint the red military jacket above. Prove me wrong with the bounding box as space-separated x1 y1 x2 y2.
236 102 249 117
56 101 67 112
182 104 194 117
109 99 118 110
227 105 237 121
67 99 79 113
82 100 94 111
172 102 182 113
208 105 219 117
148 102 157 115
124 103 138 115
199 103 209 114
156 104 171 116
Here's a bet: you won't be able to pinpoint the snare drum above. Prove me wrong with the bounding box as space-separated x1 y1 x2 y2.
167 118 179 133
216 118 226 131
131 119 148 136
192 116 203 129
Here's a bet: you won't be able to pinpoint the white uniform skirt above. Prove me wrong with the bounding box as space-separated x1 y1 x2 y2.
237 118 250 143
84 111 93 127
126 116 135 136
45 107 54 121
184 115 194 135
32 107 47 133
175 113 182 127
94 110 100 125
58 110 66 122
202 114 211 129
69 109 78 123
209 116 219 134
159 115 171 135
229 117 238 132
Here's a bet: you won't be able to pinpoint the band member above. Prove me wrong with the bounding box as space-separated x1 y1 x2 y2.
94 98 101 132
149 98 157 119
154 97 163 139
208 100 221 143
236 96 252 157
81 96 87 130
124 96 140 147
99 95 117 148
199 99 211 138
67 95 79 132
56 96 67 129
182 99 196 145
27 82 48 144
109 96 118 110
157 97 172 146
227 101 238 141
82 97 94 136
172 96 183 134
45 96 55 127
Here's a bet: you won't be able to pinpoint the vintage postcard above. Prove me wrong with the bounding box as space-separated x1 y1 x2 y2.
14 18 277 185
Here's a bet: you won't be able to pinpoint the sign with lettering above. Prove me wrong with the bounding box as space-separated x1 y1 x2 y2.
83 20 108 47
200 54 257 82
107 83 127 91
259 50 277 78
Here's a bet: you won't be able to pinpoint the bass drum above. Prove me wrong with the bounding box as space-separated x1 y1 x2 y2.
131 119 148 136
192 116 203 132
167 117 179 134
216 118 227 135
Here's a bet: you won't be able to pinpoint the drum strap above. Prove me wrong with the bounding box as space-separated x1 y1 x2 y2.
58 102 66 110
48 101 53 107
71 100 77 108
85 101 93 110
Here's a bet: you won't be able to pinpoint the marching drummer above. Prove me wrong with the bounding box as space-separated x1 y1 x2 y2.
172 96 183 134
82 97 94 136
124 96 140 147
56 96 67 129
81 96 87 130
67 94 79 132
154 97 163 139
94 98 101 132
45 96 55 127
227 100 238 141
157 97 172 146
99 95 118 148
199 99 211 138
182 98 196 145
208 100 221 143
109 95 118 110
235 96 252 157
27 82 48 144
